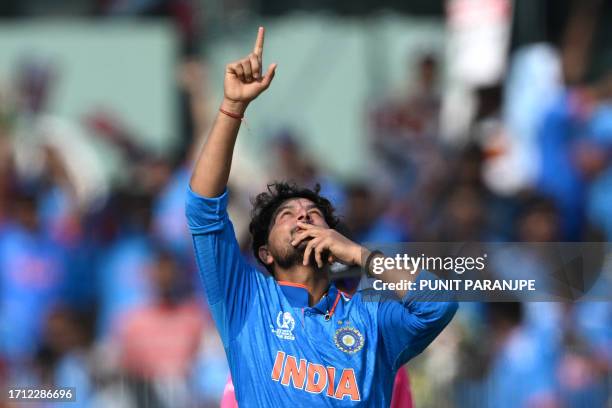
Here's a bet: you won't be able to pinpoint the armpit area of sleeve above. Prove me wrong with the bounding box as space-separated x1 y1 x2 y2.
185 186 230 234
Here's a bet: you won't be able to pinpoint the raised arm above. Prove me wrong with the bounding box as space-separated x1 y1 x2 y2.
189 27 277 197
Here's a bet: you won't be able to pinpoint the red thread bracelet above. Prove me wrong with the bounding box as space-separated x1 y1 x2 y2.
219 108 244 120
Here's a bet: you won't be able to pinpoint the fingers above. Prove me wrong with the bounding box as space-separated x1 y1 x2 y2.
290 232 309 247
249 53 261 80
291 224 322 246
303 237 322 266
296 220 316 229
225 27 274 95
253 27 264 58
241 58 253 82
260 63 277 89
228 58 260 83
314 244 326 268
303 238 331 268
227 62 245 82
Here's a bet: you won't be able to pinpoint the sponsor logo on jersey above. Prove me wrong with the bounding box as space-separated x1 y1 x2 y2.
270 311 296 340
271 351 361 402
334 326 364 354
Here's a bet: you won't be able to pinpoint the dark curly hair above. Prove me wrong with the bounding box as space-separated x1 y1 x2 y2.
249 182 339 271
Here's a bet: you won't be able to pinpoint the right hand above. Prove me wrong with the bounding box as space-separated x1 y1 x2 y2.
223 27 277 112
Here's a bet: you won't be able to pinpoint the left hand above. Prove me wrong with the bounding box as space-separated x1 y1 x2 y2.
291 221 365 268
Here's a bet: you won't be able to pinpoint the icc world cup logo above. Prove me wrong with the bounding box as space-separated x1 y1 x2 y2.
271 311 296 340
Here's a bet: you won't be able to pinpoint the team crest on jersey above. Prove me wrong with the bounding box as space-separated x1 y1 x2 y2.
271 311 296 340
334 325 364 354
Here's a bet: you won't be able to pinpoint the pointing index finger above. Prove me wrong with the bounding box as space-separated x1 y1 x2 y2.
253 27 264 57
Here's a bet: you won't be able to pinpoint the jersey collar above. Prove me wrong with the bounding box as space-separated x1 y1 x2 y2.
277 280 340 315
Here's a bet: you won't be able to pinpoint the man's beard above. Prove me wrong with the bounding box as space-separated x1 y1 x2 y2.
269 239 329 269
270 240 309 269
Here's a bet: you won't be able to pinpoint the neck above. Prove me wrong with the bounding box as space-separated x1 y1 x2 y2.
274 264 330 306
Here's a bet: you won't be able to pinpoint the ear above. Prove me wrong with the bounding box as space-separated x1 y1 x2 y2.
258 245 274 266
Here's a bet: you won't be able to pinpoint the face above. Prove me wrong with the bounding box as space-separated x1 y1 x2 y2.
260 198 329 269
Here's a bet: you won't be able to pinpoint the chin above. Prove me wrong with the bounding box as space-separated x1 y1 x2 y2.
271 239 313 269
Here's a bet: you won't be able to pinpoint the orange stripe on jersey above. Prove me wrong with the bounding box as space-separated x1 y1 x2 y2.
277 281 309 289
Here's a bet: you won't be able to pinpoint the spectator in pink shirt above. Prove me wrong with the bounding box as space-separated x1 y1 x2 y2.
114 250 206 407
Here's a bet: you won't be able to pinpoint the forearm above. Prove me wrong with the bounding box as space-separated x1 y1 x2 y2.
189 99 247 198
189 27 275 197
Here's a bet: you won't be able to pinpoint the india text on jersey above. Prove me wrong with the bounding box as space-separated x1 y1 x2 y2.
270 351 361 401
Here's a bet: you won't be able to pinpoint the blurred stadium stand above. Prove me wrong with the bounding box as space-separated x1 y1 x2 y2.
0 0 610 407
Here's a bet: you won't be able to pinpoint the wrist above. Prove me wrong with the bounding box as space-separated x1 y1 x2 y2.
221 98 248 116
355 245 368 267
363 249 384 277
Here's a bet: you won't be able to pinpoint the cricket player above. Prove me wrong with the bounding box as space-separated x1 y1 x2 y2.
186 27 457 407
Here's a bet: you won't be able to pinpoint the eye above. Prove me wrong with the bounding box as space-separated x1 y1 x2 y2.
308 209 323 218
277 209 292 220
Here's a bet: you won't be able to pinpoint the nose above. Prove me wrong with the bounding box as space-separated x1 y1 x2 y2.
296 209 311 223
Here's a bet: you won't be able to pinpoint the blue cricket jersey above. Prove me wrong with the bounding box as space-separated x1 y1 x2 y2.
186 187 457 407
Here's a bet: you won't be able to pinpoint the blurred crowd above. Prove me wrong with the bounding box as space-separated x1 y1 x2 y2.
0 0 611 407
